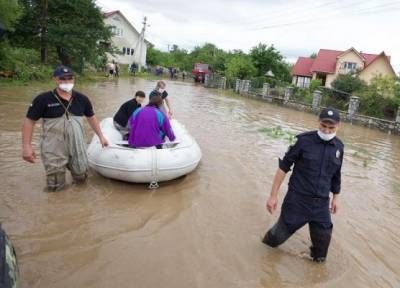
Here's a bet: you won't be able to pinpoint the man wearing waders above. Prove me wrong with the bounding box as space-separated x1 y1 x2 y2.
263 108 344 262
22 66 108 191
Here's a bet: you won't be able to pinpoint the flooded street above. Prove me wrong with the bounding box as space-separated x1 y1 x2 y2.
1 78 400 288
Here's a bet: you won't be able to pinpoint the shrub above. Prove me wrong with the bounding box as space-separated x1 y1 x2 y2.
331 74 367 94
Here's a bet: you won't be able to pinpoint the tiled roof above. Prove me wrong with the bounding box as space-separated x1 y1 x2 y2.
104 10 119 17
291 57 314 77
292 48 392 76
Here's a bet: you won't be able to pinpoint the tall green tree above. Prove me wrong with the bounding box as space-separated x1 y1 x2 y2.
0 0 23 71
0 0 22 31
12 0 112 72
249 43 291 82
189 43 227 72
225 55 256 79
146 43 163 66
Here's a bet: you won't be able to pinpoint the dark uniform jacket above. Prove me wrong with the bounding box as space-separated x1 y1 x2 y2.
113 99 141 127
279 131 344 199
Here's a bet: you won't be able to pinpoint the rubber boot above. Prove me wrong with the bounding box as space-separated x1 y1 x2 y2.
262 217 292 247
72 172 88 184
46 172 66 191
309 224 332 263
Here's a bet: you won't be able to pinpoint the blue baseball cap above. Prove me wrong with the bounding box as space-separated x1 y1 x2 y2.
53 65 74 77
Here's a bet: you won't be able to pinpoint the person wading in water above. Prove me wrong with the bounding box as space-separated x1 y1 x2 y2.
262 108 344 262
22 65 108 191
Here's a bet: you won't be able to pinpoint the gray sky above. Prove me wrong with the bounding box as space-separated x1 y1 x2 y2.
96 0 400 72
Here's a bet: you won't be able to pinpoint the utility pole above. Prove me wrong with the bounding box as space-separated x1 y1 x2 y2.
40 0 48 64
138 16 147 72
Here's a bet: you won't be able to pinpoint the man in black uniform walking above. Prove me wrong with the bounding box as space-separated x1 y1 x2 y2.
263 108 344 262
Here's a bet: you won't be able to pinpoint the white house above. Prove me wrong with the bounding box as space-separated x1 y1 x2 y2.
104 10 148 67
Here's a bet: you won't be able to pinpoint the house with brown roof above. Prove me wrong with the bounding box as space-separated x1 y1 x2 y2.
292 47 396 88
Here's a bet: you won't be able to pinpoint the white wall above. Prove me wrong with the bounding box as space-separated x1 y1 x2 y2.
104 12 147 66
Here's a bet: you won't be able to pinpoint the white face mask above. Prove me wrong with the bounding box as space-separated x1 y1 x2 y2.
318 130 336 141
158 88 165 93
59 83 74 92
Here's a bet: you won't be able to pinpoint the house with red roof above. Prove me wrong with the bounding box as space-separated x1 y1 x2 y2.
292 47 396 88
104 10 150 67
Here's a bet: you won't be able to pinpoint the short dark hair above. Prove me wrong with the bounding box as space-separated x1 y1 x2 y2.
147 94 163 108
135 90 146 98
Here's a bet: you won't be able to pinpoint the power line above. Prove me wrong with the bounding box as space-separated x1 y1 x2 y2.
249 0 367 30
352 1 400 14
250 0 400 31
241 0 339 26
223 1 344 25
223 0 365 28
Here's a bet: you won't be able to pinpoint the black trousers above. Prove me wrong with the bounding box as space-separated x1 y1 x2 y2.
263 192 333 260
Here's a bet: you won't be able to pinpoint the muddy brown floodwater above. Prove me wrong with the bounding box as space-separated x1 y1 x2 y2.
1 78 400 288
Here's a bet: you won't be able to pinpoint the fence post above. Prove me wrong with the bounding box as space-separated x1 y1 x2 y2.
348 95 360 120
204 74 210 86
244 80 251 93
240 79 245 94
312 90 322 112
219 77 226 89
235 79 241 93
262 83 269 98
396 107 400 123
262 83 272 102
240 79 246 94
284 87 293 104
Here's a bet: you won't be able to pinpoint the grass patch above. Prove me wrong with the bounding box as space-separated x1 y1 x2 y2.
258 126 297 145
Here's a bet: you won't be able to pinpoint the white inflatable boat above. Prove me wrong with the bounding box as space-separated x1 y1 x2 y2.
87 118 202 186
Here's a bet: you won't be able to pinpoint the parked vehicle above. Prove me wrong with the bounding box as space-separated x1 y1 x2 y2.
192 63 210 83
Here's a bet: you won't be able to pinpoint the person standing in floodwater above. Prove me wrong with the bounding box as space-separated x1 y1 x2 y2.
22 66 108 191
262 108 344 263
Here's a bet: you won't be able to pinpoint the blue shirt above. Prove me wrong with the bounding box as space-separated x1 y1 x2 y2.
279 131 344 198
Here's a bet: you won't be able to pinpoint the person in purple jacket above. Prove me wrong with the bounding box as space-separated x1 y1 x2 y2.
128 94 176 149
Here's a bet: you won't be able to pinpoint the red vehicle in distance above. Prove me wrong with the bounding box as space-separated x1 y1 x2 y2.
192 63 211 83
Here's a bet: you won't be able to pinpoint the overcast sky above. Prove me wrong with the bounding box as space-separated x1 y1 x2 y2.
96 0 400 72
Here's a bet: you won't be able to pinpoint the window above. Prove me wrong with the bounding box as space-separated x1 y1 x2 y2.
127 48 130 55
122 47 126 54
130 48 134 55
343 62 357 71
296 76 310 88
111 27 123 37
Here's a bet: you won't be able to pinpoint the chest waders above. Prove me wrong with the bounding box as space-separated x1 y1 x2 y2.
40 95 88 191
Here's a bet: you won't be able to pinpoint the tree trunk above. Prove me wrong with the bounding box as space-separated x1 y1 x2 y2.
56 46 71 67
40 0 48 64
